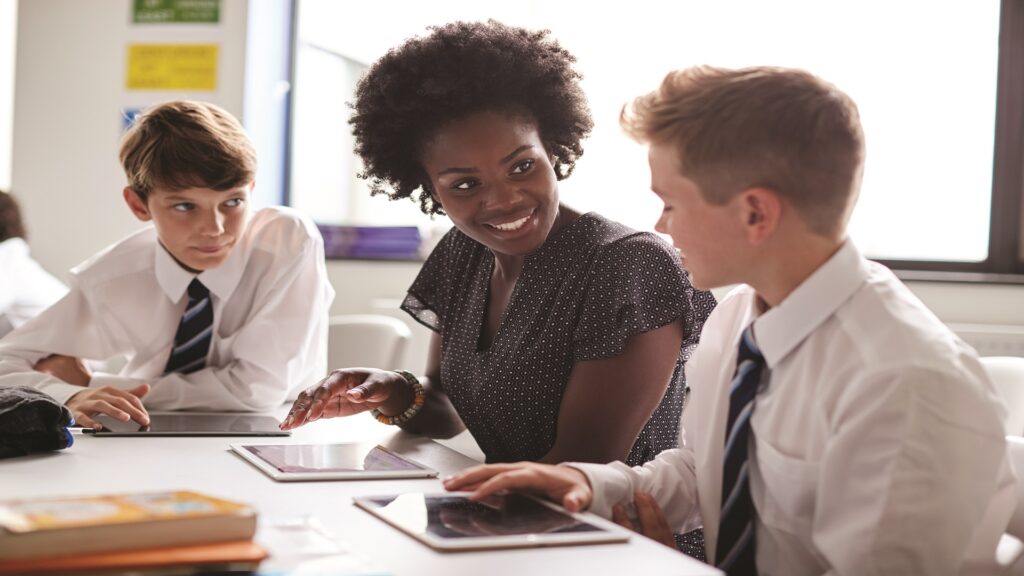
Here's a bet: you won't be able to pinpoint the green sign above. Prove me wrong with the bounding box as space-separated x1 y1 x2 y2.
133 0 220 24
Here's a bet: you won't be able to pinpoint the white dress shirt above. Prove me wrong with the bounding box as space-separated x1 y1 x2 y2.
0 207 335 412
574 241 1014 575
0 238 67 337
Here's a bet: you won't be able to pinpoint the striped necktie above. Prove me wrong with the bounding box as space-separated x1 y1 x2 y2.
164 279 213 375
716 325 766 575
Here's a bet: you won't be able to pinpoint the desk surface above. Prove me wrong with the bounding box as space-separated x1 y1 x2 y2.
2 409 719 576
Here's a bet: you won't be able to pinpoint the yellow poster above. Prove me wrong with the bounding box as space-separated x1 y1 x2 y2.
126 44 218 91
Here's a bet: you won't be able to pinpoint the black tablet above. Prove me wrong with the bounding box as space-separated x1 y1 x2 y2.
353 492 630 551
82 413 290 437
231 443 437 481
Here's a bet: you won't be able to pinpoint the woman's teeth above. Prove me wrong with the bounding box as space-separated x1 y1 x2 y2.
491 215 530 231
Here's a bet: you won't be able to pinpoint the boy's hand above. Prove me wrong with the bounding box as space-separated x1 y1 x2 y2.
442 462 594 512
34 354 92 386
612 491 676 549
65 384 151 430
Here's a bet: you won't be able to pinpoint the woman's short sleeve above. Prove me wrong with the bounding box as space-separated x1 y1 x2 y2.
400 229 459 333
572 233 712 362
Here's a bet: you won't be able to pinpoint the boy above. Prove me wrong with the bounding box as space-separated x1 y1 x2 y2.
0 191 67 337
0 100 334 429
444 67 1014 574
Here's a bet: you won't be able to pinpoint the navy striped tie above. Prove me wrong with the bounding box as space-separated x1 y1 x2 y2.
715 325 765 575
164 279 213 375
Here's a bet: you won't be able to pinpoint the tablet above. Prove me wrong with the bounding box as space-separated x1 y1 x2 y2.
230 443 438 481
82 413 290 437
352 492 631 551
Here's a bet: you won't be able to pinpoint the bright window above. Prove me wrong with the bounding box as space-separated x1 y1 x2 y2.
290 0 1004 265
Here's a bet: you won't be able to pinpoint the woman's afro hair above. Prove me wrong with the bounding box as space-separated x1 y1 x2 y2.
350 20 594 215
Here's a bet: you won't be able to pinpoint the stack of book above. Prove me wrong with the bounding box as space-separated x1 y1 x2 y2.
318 225 422 260
0 490 264 574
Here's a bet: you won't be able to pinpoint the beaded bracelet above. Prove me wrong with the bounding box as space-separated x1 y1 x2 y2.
370 370 425 426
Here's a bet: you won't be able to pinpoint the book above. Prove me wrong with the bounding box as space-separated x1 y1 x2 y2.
0 490 257 561
317 224 423 259
0 539 266 575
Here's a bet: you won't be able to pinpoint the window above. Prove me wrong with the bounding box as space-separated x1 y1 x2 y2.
287 0 1023 276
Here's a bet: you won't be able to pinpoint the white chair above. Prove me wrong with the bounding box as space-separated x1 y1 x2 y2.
997 437 1024 573
327 314 412 372
981 357 1024 436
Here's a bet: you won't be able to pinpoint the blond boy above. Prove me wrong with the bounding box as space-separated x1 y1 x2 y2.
445 67 1013 575
0 101 334 428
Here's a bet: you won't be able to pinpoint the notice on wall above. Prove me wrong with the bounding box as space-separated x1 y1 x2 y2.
133 0 220 24
126 44 218 91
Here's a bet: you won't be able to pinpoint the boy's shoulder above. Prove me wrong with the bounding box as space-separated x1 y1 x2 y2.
242 206 321 255
70 227 159 289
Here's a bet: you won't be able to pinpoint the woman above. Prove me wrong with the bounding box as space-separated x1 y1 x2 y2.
282 20 714 494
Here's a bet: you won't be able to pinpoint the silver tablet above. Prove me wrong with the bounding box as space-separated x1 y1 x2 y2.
230 443 438 481
82 413 290 437
352 492 631 551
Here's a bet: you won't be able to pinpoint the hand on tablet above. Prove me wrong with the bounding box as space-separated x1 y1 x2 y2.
612 491 675 549
65 383 151 430
442 462 594 513
281 368 412 430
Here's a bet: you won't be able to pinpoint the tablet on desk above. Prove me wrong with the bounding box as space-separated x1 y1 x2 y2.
231 443 438 481
353 492 631 551
82 413 290 437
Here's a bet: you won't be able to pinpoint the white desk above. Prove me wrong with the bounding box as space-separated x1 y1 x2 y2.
2 410 720 576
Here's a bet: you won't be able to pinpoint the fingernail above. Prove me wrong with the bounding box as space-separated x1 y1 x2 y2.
347 389 362 399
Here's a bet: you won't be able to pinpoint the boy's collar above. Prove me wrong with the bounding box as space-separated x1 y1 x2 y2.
155 239 246 303
751 240 870 368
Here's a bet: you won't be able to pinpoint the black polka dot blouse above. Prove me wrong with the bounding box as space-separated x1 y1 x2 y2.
401 212 716 465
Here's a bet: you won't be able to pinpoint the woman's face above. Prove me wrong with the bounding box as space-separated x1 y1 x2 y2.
420 111 560 258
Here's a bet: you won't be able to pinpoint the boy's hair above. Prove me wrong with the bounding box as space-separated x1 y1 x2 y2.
0 191 26 242
350 20 594 216
621 66 865 238
119 100 256 201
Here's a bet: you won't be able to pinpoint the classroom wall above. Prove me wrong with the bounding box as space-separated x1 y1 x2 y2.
0 0 14 191
10 0 1024 366
12 0 249 279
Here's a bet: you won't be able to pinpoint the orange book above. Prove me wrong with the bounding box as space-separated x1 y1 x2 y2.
0 490 256 561
0 540 267 574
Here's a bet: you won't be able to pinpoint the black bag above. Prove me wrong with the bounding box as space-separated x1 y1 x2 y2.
0 386 73 459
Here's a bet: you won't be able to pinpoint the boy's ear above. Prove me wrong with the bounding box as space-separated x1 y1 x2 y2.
738 187 781 246
123 187 152 222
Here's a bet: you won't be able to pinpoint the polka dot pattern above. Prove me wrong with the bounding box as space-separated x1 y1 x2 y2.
402 212 716 465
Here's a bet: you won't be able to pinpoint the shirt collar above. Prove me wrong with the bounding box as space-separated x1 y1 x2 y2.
154 240 246 304
753 240 870 368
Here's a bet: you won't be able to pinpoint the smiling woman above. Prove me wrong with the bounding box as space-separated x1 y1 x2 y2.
281 19 717 559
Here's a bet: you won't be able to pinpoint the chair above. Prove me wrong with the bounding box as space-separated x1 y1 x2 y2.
997 437 1024 573
981 357 1024 436
327 314 412 372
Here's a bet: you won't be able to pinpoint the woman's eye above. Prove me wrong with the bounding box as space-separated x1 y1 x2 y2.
173 203 194 212
452 179 479 191
511 159 535 175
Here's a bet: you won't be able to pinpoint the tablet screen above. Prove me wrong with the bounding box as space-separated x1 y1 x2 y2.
84 413 288 436
359 493 608 539
241 444 428 473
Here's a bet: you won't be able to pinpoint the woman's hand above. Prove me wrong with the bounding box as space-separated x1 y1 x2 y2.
280 368 413 430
